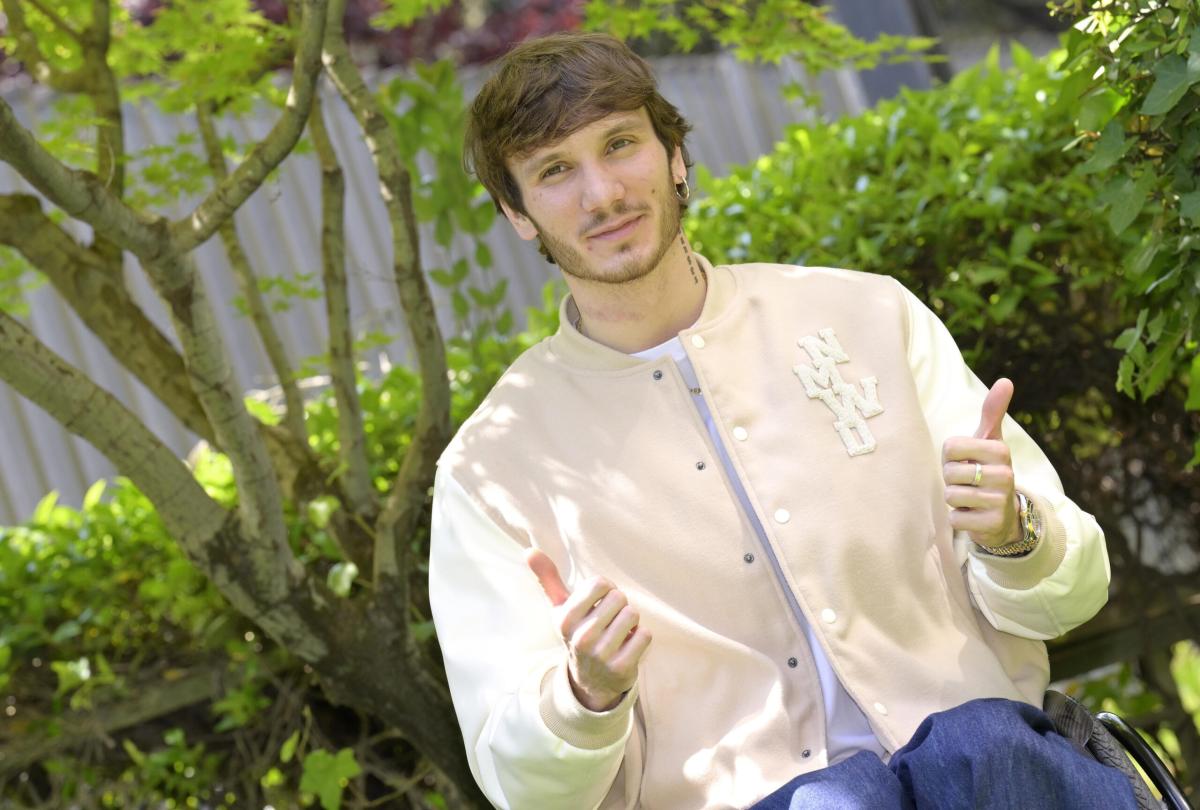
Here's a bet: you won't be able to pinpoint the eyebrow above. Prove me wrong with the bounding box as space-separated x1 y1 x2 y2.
520 115 644 179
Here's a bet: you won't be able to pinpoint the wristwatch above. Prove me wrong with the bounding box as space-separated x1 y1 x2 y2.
982 491 1042 557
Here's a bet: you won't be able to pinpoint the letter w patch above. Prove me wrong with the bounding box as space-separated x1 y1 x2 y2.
793 328 883 456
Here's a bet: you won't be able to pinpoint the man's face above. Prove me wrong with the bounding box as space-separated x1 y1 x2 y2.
501 108 687 285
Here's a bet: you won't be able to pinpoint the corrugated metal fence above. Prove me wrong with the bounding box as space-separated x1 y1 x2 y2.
0 52 873 524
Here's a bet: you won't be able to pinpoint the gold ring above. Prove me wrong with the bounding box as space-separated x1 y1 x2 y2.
972 462 983 487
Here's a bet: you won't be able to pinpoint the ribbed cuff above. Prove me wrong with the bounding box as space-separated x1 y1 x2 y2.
970 491 1067 589
538 663 636 750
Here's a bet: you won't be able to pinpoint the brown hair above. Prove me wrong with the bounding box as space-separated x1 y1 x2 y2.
463 31 694 247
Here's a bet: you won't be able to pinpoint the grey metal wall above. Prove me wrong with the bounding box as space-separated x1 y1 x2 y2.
0 53 871 524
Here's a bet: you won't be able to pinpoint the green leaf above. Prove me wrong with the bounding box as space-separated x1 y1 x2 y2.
306 497 338 530
1117 354 1136 396
429 268 456 288
475 241 492 269
1078 120 1130 175
123 739 146 767
496 310 514 335
1146 311 1167 344
51 657 91 694
31 491 60 525
1108 172 1156 235
1180 191 1200 225
1187 354 1200 411
1079 87 1125 132
326 562 358 597
1140 55 1199 116
81 480 106 512
1009 225 1036 260
300 748 361 810
280 730 300 764
451 290 469 320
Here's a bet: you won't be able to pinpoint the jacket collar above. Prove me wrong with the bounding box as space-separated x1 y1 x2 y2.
546 253 738 371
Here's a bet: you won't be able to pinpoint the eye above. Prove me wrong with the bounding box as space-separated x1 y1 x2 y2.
609 137 632 151
541 164 564 179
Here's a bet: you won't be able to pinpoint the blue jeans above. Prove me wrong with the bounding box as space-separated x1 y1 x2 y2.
750 698 1138 809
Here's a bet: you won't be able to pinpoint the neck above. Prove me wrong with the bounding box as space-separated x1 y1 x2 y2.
566 231 707 354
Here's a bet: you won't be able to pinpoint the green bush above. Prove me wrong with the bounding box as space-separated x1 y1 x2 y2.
1050 1 1200 454
689 43 1124 353
0 289 560 808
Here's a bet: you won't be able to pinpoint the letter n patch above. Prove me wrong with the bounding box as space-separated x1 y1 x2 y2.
793 328 883 456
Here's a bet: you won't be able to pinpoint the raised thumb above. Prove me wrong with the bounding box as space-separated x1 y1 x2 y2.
525 547 570 607
974 378 1014 441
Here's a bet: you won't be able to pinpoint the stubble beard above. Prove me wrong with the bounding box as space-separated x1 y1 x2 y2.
531 172 682 286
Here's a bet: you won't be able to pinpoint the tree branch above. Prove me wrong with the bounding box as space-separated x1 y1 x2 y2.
0 660 229 778
321 0 451 588
82 0 126 267
145 254 300 603
196 102 310 450
25 0 84 42
0 310 228 555
167 0 330 255
0 193 215 443
0 94 167 257
308 89 376 518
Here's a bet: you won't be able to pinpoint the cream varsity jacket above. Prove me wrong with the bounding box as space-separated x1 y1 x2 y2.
429 256 1110 810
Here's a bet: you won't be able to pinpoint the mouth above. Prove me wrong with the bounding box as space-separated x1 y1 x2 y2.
588 215 643 241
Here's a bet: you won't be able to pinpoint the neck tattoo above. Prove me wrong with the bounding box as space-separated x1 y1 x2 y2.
573 239 707 336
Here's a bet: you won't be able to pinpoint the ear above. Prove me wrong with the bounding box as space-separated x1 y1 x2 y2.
669 143 686 185
500 201 539 242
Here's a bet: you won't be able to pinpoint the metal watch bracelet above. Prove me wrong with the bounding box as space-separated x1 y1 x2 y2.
981 491 1042 557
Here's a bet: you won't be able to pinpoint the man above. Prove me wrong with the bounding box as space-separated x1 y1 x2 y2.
429 31 1132 809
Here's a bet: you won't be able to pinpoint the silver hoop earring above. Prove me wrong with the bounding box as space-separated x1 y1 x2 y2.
675 178 690 203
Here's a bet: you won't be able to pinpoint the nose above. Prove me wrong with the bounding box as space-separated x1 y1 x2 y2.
579 161 625 214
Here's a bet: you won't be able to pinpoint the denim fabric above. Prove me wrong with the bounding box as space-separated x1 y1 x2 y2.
750 698 1138 810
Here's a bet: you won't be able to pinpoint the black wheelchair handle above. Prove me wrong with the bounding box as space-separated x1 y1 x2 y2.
1096 712 1194 810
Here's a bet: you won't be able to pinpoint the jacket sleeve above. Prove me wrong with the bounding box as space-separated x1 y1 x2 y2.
897 279 1111 641
428 464 635 809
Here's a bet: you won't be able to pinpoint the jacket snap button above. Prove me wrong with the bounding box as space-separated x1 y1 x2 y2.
801 749 812 759
787 657 798 668
774 508 791 524
733 426 748 441
652 370 663 380
743 552 755 563
691 335 706 349
821 608 837 624
874 702 889 716
696 461 706 470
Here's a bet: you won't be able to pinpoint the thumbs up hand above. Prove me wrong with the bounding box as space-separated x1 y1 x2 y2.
941 378 1022 550
526 548 652 712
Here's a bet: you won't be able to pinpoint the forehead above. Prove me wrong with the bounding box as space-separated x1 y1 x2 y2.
509 108 651 177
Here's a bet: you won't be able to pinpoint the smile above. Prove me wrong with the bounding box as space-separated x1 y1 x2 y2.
589 215 643 241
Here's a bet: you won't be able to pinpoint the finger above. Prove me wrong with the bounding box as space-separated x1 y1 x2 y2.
942 438 1011 466
594 604 640 660
974 378 1014 441
572 589 629 651
611 626 653 671
948 507 999 534
944 485 1004 510
525 548 570 607
942 461 1014 490
559 577 617 639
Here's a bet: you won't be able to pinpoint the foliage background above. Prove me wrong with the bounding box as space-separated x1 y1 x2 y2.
0 0 1197 807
